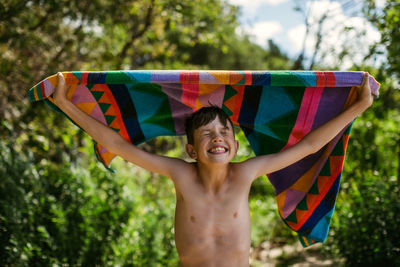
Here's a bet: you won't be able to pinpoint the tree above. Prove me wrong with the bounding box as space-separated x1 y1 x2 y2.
365 0 400 78
292 0 380 70
0 0 293 265
320 1 400 264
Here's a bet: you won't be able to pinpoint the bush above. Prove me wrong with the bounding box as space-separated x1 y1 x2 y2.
326 172 400 266
0 133 179 266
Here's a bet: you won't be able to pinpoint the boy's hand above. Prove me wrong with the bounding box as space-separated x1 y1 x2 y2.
356 72 374 110
54 72 69 106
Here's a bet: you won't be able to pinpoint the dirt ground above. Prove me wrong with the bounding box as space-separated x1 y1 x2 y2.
250 241 344 267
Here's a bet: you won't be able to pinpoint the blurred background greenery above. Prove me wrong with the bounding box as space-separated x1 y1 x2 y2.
0 0 399 266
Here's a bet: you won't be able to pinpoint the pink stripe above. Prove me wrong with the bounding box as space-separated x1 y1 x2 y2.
43 79 55 97
282 87 324 150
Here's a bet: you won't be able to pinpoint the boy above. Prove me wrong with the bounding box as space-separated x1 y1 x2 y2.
53 72 373 267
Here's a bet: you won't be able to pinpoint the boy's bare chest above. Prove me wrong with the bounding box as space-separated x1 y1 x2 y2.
174 182 251 266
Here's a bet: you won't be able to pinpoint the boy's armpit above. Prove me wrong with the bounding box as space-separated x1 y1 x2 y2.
239 141 313 181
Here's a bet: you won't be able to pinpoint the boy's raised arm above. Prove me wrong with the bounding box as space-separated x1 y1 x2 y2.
243 72 374 180
53 72 186 178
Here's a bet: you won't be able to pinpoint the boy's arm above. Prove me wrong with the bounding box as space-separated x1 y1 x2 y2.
53 72 187 178
242 72 374 180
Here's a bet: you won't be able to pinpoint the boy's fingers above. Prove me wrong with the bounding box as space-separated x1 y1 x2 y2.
57 72 65 87
361 72 370 87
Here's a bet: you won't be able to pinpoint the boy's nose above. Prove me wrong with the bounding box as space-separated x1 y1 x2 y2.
211 134 223 142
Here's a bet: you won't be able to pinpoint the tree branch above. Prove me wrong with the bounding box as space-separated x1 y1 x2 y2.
116 0 155 69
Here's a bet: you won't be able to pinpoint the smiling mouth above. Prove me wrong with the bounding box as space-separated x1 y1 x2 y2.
207 146 228 154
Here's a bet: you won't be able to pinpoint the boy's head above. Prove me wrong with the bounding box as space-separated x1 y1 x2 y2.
184 106 235 145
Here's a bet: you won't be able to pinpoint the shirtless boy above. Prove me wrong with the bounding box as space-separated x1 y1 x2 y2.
54 72 373 267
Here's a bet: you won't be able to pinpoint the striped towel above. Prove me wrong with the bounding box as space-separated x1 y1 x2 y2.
28 70 380 247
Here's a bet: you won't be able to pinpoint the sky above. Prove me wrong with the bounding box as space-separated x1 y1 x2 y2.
227 0 385 69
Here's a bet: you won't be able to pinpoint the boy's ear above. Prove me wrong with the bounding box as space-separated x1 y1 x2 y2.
186 144 197 159
235 140 239 154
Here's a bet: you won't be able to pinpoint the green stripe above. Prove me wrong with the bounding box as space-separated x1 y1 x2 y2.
36 84 43 100
105 71 134 84
28 89 36 102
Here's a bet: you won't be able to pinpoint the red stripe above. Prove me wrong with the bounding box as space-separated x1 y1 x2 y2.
232 85 245 124
40 82 46 98
180 71 190 84
81 72 88 85
190 71 199 84
315 71 325 87
325 71 336 87
244 71 252 85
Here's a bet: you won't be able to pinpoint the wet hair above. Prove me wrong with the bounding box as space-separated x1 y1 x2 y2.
184 106 234 145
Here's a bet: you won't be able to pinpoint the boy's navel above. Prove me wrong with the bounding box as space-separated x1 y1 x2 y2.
233 212 238 218
190 215 196 223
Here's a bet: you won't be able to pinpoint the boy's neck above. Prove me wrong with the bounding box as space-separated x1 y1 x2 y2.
196 161 230 195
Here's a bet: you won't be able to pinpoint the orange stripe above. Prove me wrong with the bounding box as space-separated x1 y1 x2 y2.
293 155 344 230
101 84 131 142
34 86 39 101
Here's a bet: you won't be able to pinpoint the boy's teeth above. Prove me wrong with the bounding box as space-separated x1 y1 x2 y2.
210 147 226 153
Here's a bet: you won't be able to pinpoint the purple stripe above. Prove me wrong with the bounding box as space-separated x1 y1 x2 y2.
334 72 361 88
333 72 379 96
199 72 222 84
268 87 350 194
268 149 325 194
161 83 192 134
312 87 349 129
43 79 55 97
151 71 180 83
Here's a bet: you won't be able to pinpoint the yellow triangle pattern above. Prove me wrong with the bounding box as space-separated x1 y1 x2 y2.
290 163 319 192
67 85 78 101
276 191 287 217
199 83 222 95
76 102 97 115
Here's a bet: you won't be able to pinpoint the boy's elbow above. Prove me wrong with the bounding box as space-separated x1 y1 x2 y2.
102 135 126 155
303 139 319 155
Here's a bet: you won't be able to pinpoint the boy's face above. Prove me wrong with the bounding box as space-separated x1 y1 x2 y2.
186 117 238 165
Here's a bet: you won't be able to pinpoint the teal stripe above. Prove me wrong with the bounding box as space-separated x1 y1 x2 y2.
236 71 246 85
36 84 43 100
73 71 82 81
28 89 35 102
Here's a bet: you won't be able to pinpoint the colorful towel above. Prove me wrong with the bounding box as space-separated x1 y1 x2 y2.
28 70 380 247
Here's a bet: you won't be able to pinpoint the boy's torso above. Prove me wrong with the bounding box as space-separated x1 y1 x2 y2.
173 163 252 267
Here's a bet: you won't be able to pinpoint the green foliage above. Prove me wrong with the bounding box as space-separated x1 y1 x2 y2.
0 124 179 266
366 0 400 78
328 172 400 266
320 2 400 262
2 0 399 265
0 138 129 265
323 68 400 265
